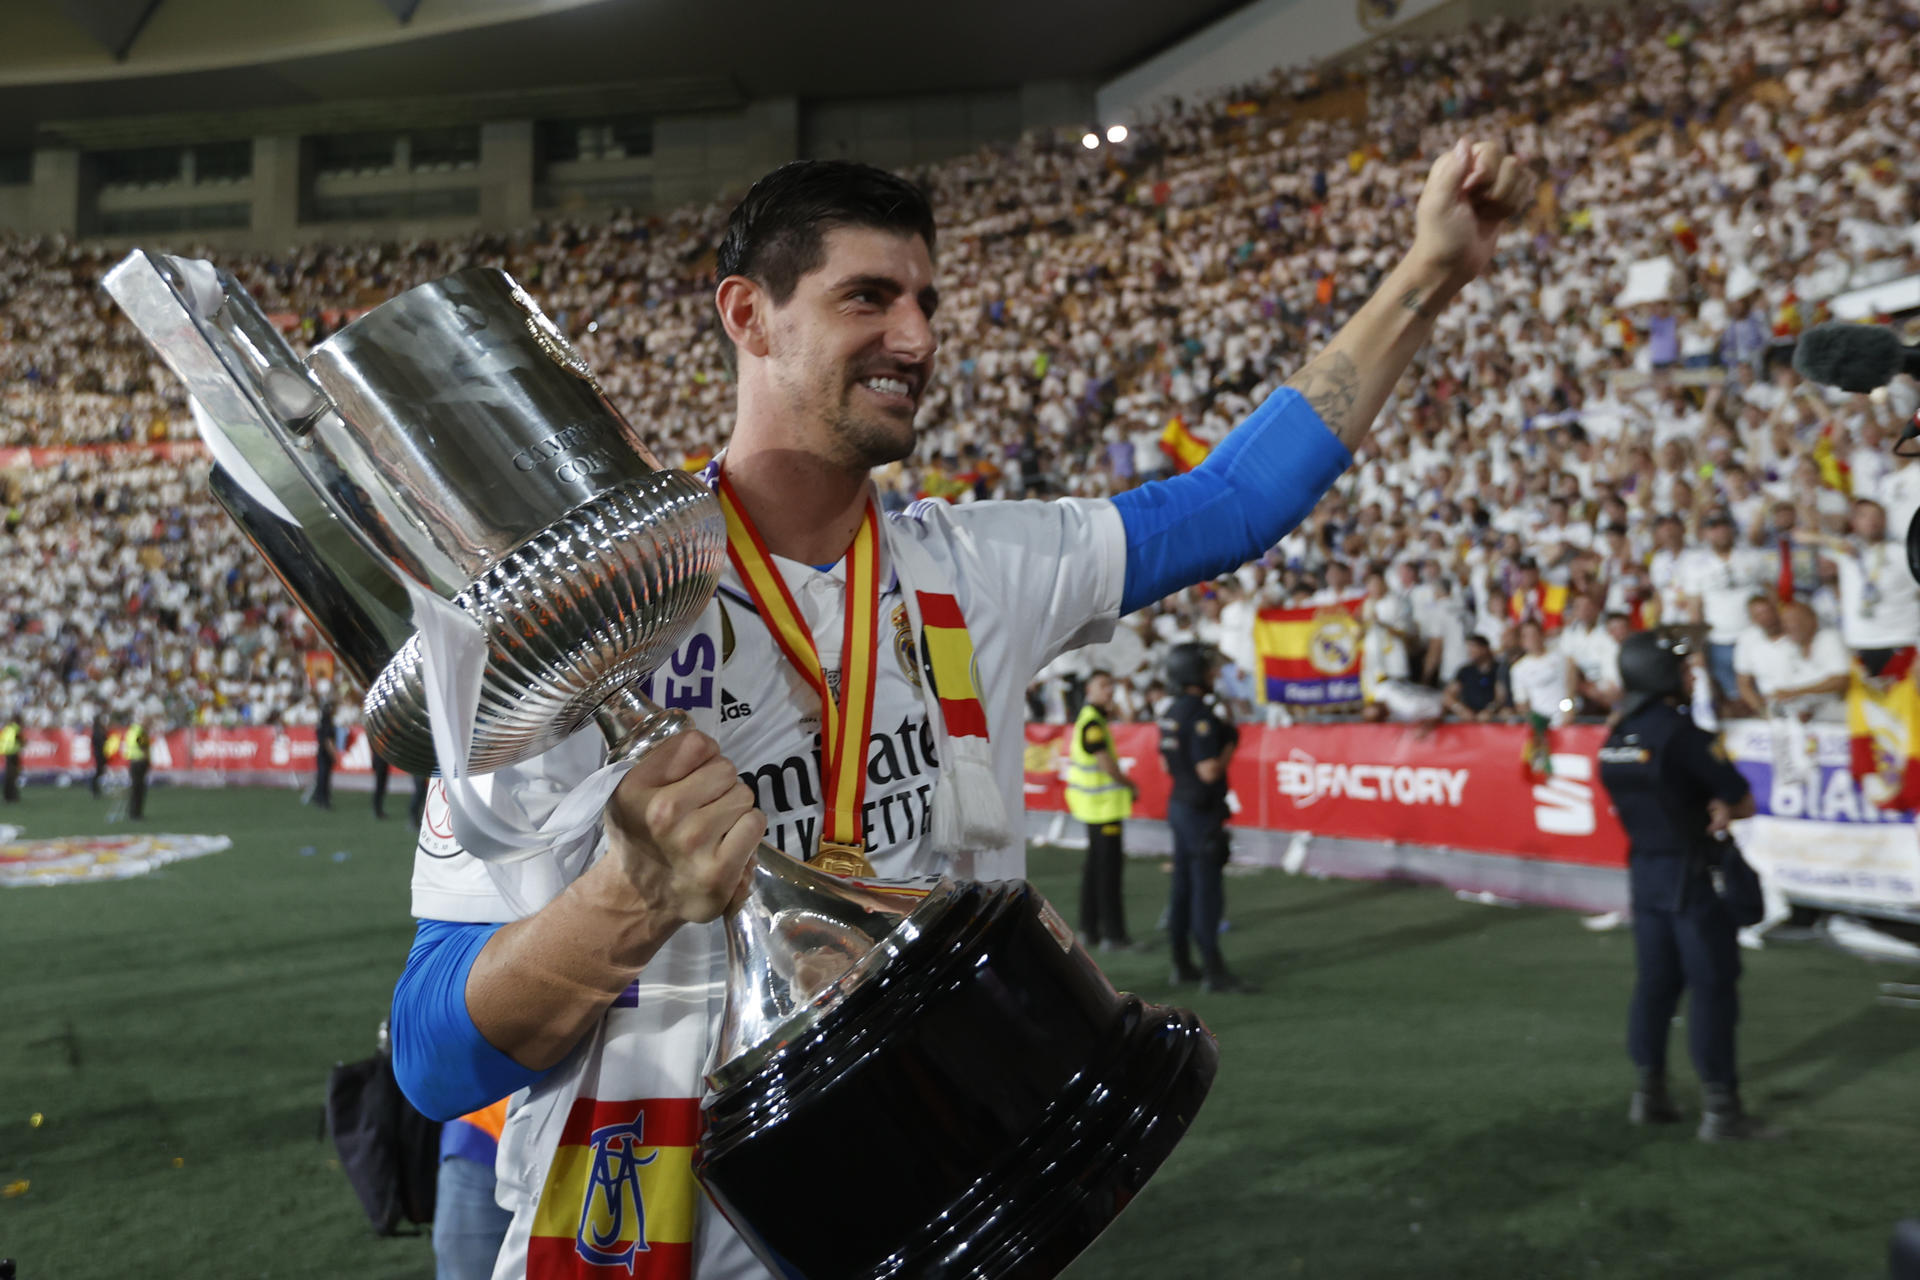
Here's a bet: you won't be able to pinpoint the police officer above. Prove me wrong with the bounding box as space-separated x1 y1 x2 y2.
1598 630 1770 1141
308 700 337 810
1065 669 1138 950
124 718 150 820
1 711 22 803
89 712 110 798
1157 643 1250 994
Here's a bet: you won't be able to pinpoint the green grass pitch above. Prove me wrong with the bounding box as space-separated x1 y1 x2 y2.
2 783 1917 1278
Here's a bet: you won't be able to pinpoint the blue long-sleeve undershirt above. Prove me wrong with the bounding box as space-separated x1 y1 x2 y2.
1112 387 1351 615
392 918 554 1122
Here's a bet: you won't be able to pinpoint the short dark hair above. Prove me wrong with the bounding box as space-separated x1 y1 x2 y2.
713 160 936 372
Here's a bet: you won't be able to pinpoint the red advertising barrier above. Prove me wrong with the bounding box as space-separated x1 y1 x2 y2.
23 721 1630 869
19 726 377 784
1025 721 1629 869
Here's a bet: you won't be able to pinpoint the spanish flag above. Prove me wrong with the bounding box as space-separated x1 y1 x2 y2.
527 1096 699 1278
1848 655 1920 812
1508 583 1569 631
1158 416 1211 473
916 591 989 740
681 448 713 473
1254 599 1363 706
1812 425 1852 495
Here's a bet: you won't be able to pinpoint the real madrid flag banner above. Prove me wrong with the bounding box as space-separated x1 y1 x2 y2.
1847 665 1920 812
528 1095 699 1277
1255 600 1363 706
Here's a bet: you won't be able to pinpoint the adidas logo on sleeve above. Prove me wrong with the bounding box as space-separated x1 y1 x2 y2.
719 689 754 721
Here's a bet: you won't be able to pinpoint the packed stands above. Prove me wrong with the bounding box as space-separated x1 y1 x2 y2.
4 0 1920 733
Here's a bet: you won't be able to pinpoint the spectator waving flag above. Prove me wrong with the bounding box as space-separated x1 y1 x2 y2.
1255 600 1364 706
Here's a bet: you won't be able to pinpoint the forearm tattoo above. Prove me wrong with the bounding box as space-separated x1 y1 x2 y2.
1287 350 1361 446
1398 286 1444 322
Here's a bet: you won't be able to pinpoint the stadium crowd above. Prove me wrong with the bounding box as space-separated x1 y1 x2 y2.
4 0 1920 736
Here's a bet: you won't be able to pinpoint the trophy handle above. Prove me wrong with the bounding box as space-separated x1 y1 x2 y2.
590 684 945 1082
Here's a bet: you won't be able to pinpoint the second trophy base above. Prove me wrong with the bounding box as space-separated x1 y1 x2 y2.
695 878 1220 1279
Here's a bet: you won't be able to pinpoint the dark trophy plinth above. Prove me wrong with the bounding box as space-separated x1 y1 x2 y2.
697 881 1219 1278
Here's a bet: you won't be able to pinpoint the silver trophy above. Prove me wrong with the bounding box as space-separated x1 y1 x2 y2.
106 253 1217 1279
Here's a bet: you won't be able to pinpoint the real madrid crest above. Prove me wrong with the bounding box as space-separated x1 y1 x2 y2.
1308 609 1363 675
507 279 603 394
891 603 922 689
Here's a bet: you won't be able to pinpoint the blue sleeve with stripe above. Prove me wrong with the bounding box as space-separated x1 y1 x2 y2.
1111 387 1351 615
391 918 555 1122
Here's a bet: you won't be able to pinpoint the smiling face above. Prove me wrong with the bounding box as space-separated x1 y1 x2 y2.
728 225 939 471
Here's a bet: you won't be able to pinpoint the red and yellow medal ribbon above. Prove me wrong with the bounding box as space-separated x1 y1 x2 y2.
715 470 881 876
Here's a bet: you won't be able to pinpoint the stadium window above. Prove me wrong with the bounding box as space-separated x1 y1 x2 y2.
311 131 400 176
192 141 252 184
96 202 251 234
305 187 479 223
408 126 480 172
0 150 29 185
538 115 653 163
93 146 185 189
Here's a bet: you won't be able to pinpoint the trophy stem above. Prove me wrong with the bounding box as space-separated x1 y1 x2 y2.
591 683 939 1085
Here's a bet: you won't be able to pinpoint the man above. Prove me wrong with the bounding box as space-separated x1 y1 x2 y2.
89 712 110 799
1732 595 1786 717
1157 644 1247 993
1442 634 1508 721
0 711 20 804
123 717 150 820
1747 601 1850 723
308 700 337 810
392 144 1530 1277
1064 669 1137 951
1804 498 1920 675
1677 510 1772 707
1507 620 1573 727
1598 632 1770 1141
1359 566 1417 702
1573 611 1632 714
370 745 392 821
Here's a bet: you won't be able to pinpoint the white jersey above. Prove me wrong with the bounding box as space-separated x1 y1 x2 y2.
411 495 1127 1280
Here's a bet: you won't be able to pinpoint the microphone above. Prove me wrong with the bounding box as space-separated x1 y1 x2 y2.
1792 322 1920 393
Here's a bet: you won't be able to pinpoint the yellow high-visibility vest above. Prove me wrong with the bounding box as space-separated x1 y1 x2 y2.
124 724 147 763
1065 704 1131 825
0 723 19 757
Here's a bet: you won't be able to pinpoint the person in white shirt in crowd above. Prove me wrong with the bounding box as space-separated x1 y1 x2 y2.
1417 574 1475 686
1747 600 1851 723
1506 620 1573 727
1647 514 1691 628
1212 577 1261 717
1572 610 1632 714
1732 594 1786 718
1359 566 1416 703
1678 510 1774 709
1803 497 1920 676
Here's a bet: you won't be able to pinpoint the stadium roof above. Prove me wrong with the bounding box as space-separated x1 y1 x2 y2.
1 0 1246 149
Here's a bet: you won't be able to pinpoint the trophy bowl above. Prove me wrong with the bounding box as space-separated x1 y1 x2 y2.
104 251 1221 1280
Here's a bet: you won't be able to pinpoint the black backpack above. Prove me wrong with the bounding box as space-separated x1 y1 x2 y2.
326 1051 442 1234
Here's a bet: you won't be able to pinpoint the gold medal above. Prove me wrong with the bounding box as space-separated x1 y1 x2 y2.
813 840 877 879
